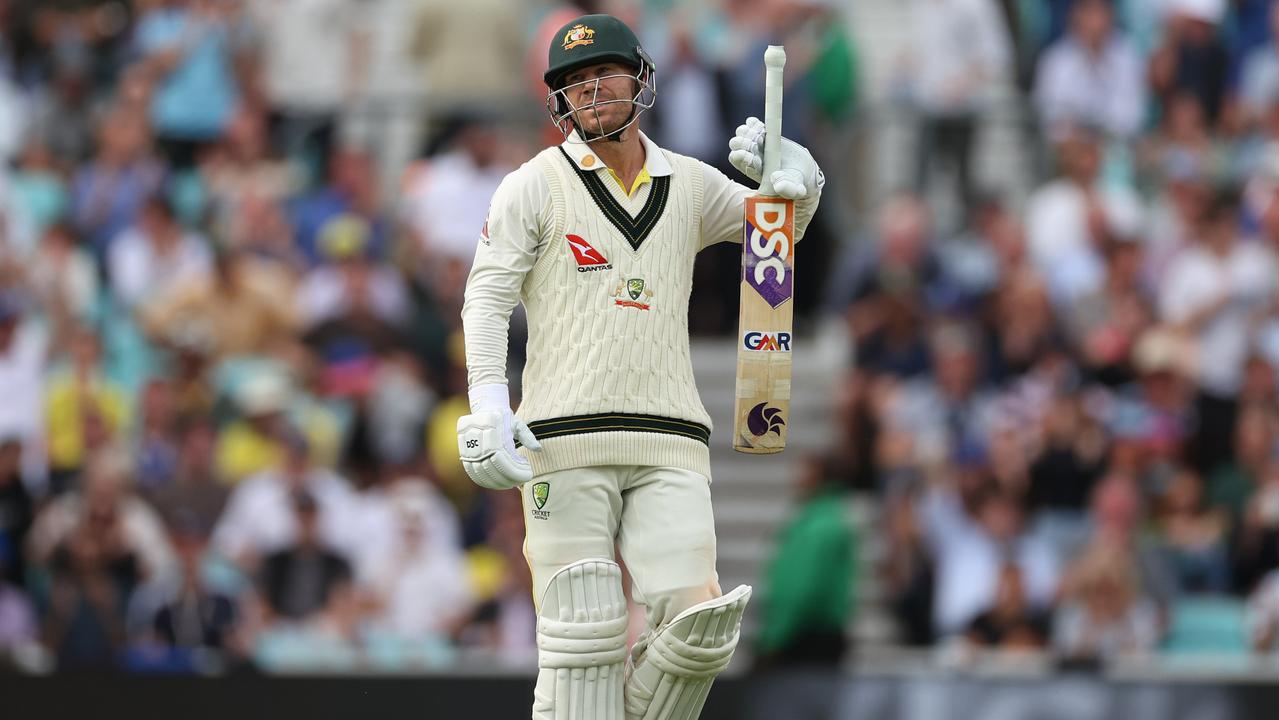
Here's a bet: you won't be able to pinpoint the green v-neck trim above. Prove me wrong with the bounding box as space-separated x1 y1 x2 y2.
557 147 670 251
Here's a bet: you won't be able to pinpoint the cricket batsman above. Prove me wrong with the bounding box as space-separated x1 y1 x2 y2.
457 14 823 719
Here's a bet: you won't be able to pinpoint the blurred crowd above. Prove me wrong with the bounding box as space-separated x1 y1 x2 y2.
826 0 1279 666
14 0 1279 683
0 0 860 674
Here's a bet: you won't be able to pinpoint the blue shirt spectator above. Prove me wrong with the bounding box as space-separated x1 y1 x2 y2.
136 2 241 142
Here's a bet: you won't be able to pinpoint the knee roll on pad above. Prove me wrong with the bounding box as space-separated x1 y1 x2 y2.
533 558 629 720
624 584 752 720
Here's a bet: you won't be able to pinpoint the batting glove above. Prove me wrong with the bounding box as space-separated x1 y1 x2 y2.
728 116 825 200
457 383 542 491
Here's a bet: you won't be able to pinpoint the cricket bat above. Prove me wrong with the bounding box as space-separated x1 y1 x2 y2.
733 45 792 454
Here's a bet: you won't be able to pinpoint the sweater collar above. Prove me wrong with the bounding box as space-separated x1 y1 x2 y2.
559 130 673 178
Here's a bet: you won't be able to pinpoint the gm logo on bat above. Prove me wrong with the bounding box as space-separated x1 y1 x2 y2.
743 331 791 352
743 197 793 309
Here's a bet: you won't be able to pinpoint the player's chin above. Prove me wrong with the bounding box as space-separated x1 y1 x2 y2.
577 108 631 135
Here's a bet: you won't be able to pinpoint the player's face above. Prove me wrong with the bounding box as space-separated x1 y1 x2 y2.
563 62 636 135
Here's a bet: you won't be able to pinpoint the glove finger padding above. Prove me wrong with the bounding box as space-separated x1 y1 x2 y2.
488 451 534 488
770 169 808 199
515 420 543 452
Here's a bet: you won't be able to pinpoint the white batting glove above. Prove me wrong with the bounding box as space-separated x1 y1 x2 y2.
728 116 825 200
457 384 542 491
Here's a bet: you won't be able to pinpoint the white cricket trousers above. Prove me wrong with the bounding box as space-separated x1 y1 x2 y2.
520 464 722 629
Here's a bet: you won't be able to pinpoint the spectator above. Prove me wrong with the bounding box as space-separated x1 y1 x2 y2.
44 326 131 485
0 554 36 653
846 196 940 379
144 512 240 660
37 452 159 670
259 490 352 622
757 455 855 663
212 430 363 569
407 0 526 122
1150 0 1230 127
1231 459 1279 593
1208 402 1277 522
196 106 304 239
749 454 854 720
295 215 410 331
964 564 1050 649
923 481 1059 636
907 0 1012 212
1144 154 1211 285
1240 3 1279 128
883 322 1000 468
1138 93 1225 189
246 0 371 183
455 483 533 652
650 20 724 164
147 417 227 534
133 0 249 168
70 106 165 257
1151 467 1230 595
985 269 1065 381
885 483 936 645
1053 541 1162 661
1033 0 1146 142
140 243 297 360
28 446 177 588
133 378 181 494
935 194 1016 304
107 195 213 309
28 60 97 163
400 114 512 271
1085 474 1178 610
0 438 33 589
1248 567 1279 651
0 294 48 492
1160 190 1276 470
1067 231 1151 385
1025 126 1144 307
7 138 71 258
213 371 292 485
27 222 100 332
1026 393 1107 558
362 484 472 641
289 147 389 265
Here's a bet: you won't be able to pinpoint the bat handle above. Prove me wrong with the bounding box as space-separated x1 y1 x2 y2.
760 45 786 196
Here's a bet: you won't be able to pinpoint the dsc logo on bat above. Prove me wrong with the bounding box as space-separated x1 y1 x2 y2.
743 331 791 352
743 197 793 309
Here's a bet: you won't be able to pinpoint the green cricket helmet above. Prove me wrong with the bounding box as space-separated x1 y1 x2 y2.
544 14 656 143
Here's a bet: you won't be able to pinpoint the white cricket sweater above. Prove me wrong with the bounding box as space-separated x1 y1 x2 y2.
461 132 819 478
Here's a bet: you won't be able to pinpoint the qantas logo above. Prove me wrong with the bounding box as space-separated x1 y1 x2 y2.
567 234 613 272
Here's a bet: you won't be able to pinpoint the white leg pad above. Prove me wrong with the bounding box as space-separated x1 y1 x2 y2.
624 584 752 720
532 558 629 720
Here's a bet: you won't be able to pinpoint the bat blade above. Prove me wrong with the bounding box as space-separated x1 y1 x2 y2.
733 195 794 454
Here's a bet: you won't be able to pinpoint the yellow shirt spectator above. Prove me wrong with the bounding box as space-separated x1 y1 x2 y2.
45 371 131 472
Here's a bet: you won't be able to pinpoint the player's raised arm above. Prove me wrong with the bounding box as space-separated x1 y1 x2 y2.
457 163 550 490
697 118 825 251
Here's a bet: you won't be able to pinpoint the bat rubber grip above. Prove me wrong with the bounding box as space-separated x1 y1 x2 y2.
760 45 786 196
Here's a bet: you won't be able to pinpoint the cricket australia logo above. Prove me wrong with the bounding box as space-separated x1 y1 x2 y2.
613 278 654 310
531 482 551 520
562 24 596 51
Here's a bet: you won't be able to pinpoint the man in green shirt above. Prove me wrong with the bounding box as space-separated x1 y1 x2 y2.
750 455 856 719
